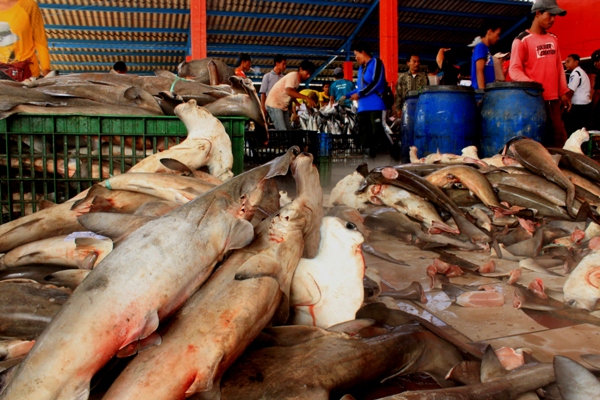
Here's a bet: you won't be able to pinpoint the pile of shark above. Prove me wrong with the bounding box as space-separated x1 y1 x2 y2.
0 98 600 399
0 58 266 130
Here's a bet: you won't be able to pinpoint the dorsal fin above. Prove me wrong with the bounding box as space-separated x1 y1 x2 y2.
480 345 508 383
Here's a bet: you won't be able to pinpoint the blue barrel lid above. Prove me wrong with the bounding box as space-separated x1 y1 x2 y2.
420 85 475 94
484 81 544 92
406 90 419 98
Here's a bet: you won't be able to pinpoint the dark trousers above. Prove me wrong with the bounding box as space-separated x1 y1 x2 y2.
357 110 387 158
543 100 568 148
564 103 593 135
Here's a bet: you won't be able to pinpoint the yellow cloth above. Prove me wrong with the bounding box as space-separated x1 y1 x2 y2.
318 91 330 103
0 0 51 76
297 89 319 105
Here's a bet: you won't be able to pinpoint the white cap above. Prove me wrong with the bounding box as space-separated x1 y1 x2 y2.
467 36 482 47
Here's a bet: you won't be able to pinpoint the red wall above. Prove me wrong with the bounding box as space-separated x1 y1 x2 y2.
550 0 600 60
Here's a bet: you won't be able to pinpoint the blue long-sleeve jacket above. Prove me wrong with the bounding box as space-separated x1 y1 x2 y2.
348 57 386 112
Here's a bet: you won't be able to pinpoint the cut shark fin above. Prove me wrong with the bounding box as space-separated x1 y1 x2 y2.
480 345 509 383
554 355 600 400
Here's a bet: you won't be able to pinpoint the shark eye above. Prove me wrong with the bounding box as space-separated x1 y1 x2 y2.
346 222 357 230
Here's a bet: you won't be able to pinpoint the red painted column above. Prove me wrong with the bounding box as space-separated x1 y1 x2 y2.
187 0 207 61
343 61 354 81
379 0 398 93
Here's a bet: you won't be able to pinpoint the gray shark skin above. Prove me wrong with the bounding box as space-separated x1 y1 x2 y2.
0 149 298 400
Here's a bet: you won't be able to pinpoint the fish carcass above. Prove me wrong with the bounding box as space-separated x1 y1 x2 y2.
218 324 462 400
290 216 365 328
0 148 298 400
103 152 320 400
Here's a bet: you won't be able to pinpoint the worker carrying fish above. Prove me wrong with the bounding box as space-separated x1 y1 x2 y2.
0 0 51 81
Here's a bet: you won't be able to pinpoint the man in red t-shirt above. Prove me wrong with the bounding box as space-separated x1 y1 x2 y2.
509 0 570 147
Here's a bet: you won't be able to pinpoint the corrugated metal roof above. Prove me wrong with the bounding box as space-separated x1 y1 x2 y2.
39 0 535 78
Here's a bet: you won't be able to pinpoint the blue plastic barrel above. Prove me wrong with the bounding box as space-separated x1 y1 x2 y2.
400 90 419 163
414 85 478 156
474 89 485 107
481 82 546 158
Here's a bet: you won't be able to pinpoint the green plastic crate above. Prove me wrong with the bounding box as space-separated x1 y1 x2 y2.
0 114 246 223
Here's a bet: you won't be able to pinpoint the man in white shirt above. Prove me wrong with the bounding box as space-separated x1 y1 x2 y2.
564 53 592 134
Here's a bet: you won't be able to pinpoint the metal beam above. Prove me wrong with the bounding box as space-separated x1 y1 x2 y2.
206 10 358 23
46 25 347 41
501 15 529 40
208 43 342 56
39 4 360 23
466 0 532 5
266 0 371 8
53 61 181 67
208 30 346 41
397 22 479 33
398 6 519 20
48 40 188 52
39 4 189 14
46 25 188 34
307 0 380 84
49 50 185 57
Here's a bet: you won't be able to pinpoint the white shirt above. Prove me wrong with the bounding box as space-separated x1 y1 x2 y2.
568 66 591 105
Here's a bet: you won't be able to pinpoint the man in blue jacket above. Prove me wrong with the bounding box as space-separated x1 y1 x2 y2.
348 41 387 159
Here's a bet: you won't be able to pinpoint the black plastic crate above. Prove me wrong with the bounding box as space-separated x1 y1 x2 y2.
244 130 318 167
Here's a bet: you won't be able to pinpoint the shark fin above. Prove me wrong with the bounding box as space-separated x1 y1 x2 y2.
159 158 193 175
116 333 162 358
480 345 509 383
265 146 298 179
184 353 224 397
554 355 600 399
225 219 254 252
77 213 156 242
119 310 160 355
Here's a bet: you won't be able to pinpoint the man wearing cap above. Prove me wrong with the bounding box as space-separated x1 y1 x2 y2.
329 67 355 108
592 49 600 130
509 0 570 147
395 54 429 117
563 54 592 134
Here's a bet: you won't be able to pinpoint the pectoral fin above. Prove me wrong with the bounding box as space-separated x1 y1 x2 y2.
116 333 162 358
225 219 254 252
77 213 156 242
184 353 224 396
119 311 160 355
